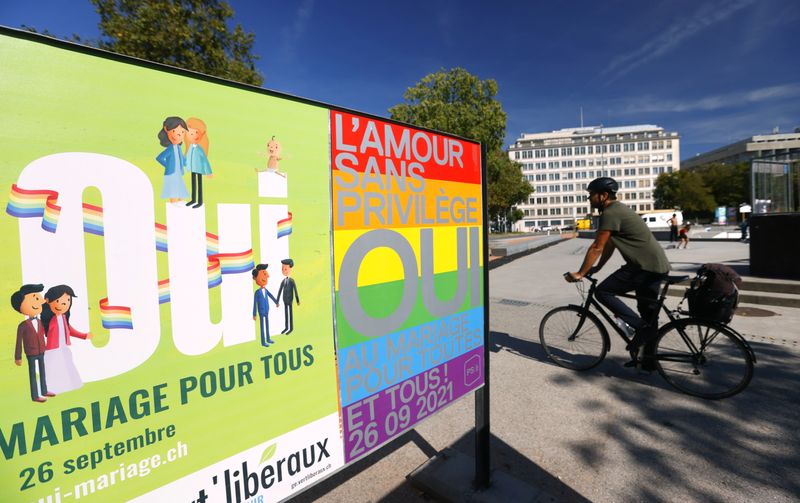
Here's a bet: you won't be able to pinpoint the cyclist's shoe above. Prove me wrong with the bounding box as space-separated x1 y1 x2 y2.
623 346 644 367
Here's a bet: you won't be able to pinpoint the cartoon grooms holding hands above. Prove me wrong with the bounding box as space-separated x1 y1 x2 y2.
277 258 300 334
11 284 54 403
252 264 279 347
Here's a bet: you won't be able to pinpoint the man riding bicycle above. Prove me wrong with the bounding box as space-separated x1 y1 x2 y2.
565 177 671 365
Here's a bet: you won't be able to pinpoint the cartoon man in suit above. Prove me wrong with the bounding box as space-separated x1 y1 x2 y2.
277 258 300 334
252 264 278 347
11 284 55 403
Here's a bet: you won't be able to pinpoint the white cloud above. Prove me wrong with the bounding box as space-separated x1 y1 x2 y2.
280 0 315 60
601 0 756 83
618 83 800 114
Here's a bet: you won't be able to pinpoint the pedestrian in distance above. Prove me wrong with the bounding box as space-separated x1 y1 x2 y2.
677 222 691 249
668 213 679 242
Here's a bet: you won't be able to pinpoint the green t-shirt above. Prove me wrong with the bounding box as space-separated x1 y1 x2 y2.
598 201 670 274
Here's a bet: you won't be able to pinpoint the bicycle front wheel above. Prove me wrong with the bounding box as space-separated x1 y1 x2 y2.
539 306 607 370
654 319 753 399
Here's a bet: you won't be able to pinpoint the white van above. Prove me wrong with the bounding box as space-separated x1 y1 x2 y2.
639 210 683 229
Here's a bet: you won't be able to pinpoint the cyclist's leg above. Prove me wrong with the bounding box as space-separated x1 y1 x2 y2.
596 265 642 329
633 272 667 368
634 272 664 330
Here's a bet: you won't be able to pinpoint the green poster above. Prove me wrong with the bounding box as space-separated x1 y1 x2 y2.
0 32 344 502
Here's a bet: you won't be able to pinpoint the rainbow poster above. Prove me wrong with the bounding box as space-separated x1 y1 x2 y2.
0 29 485 502
331 110 485 463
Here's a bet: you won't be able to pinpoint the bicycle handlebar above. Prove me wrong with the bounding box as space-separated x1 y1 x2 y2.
564 272 597 284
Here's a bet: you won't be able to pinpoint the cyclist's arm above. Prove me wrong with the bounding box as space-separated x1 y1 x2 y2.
594 235 615 271
566 230 612 281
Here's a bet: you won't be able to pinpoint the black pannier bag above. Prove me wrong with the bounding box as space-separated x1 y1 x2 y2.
683 263 742 323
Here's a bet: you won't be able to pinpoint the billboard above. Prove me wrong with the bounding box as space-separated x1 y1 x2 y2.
0 30 484 502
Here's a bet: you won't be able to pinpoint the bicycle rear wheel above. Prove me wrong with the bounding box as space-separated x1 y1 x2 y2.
654 319 753 399
539 306 607 370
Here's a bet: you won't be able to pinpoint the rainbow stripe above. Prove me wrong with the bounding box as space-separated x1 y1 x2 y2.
99 297 133 330
206 232 219 256
277 212 293 238
155 223 168 252
207 261 222 288
158 279 171 304
82 203 104 236
209 249 255 275
6 184 61 233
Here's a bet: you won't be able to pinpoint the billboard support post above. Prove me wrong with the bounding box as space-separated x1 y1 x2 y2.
475 143 491 489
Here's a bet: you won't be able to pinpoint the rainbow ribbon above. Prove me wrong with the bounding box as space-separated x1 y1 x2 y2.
158 279 171 304
277 212 293 238
157 250 253 302
7 184 258 305
207 261 222 289
82 203 104 236
155 223 168 252
6 184 61 233
98 297 133 329
209 249 255 275
206 232 219 256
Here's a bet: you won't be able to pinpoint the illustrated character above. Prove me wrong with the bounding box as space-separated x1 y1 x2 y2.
276 258 300 334
41 285 93 394
156 116 189 203
11 284 54 403
252 264 279 347
185 117 213 208
258 136 286 177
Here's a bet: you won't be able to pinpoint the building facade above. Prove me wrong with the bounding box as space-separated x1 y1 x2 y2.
681 130 800 170
508 125 681 231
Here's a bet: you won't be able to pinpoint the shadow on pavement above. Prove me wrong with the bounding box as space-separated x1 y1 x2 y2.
293 402 592 502
291 430 437 502
500 325 800 501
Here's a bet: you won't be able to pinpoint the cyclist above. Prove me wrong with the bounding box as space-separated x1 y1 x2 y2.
565 177 671 365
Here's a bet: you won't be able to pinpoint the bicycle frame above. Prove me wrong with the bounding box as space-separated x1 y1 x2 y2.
569 275 686 348
568 275 756 363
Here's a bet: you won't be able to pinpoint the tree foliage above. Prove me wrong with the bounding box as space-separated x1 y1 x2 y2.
487 150 532 225
389 68 531 226
654 163 751 220
89 0 263 85
653 170 716 216
694 162 750 207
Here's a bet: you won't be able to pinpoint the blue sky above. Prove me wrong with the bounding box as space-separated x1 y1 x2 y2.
2 0 798 159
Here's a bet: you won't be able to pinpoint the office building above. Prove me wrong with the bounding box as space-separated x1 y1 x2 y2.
681 130 800 170
508 124 681 231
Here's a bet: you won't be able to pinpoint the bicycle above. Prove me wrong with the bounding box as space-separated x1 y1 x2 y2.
538 273 756 399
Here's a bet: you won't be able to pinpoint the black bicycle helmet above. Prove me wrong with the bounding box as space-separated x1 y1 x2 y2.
587 177 619 194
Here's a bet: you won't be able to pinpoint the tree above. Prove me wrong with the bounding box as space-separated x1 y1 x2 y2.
695 162 750 207
487 150 532 229
653 170 715 218
389 68 532 227
88 0 263 86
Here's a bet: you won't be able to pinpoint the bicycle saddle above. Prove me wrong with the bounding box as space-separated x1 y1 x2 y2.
665 275 689 284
